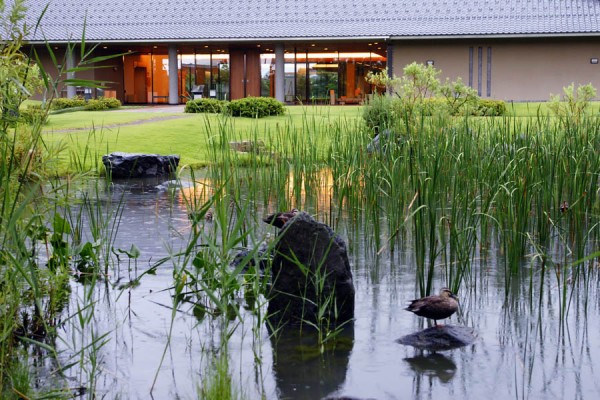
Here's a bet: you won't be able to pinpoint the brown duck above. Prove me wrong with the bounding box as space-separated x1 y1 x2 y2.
263 208 299 228
405 288 459 326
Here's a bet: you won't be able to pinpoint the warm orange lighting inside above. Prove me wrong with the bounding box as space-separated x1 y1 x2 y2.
260 52 385 60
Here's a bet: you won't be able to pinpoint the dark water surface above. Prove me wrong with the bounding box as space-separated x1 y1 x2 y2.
54 177 600 400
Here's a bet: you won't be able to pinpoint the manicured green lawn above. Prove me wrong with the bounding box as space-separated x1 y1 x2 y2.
41 102 599 174
42 105 365 173
505 101 600 117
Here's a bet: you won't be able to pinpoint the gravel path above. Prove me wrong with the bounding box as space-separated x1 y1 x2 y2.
44 105 190 133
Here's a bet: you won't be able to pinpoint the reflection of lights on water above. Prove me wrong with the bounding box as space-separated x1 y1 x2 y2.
286 168 335 212
177 179 215 213
172 168 357 223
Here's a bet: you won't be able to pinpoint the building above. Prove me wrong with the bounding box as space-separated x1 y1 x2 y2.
20 0 600 104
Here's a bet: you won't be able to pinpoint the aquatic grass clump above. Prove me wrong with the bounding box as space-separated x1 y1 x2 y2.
197 350 247 400
200 100 600 303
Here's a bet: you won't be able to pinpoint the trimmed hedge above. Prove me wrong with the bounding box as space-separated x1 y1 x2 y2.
184 98 227 114
476 99 507 116
50 96 87 110
19 104 47 124
184 96 285 118
50 96 122 111
225 97 285 118
84 97 122 111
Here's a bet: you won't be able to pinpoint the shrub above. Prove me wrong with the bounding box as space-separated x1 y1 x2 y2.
476 99 507 116
9 126 46 180
548 83 597 123
422 97 450 116
362 94 397 133
184 98 227 114
19 104 47 124
439 77 480 115
84 97 121 111
50 96 86 110
225 97 285 118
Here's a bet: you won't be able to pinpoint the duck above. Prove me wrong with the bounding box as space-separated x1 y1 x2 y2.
405 288 459 326
263 208 299 228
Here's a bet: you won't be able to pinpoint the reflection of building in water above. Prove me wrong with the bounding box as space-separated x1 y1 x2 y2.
176 178 214 213
173 168 356 228
285 168 335 214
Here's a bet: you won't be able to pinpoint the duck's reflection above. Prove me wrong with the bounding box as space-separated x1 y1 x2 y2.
270 323 354 400
404 352 457 383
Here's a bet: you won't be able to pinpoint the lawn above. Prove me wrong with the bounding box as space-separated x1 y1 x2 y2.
42 105 365 173
40 101 599 174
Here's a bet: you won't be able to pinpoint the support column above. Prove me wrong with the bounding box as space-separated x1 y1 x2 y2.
168 44 179 104
66 47 77 98
275 43 285 102
386 41 394 79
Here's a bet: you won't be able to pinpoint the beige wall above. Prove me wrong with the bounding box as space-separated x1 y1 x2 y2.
392 38 600 101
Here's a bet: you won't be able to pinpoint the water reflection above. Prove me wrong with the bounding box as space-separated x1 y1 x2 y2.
38 174 600 399
270 325 354 400
404 352 457 383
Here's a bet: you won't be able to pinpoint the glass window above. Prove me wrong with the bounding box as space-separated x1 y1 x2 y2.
212 54 229 101
179 54 195 100
123 53 152 104
260 54 275 97
194 54 211 99
295 51 307 103
151 54 169 104
284 54 295 103
308 52 338 103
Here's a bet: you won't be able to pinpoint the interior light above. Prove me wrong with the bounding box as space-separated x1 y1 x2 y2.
313 63 339 68
591 58 599 64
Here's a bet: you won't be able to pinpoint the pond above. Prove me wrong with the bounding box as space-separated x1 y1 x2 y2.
42 174 600 400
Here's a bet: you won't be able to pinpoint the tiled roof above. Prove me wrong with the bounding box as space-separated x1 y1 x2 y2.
18 0 600 42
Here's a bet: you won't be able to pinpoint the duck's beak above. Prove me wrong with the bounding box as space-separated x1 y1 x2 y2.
451 294 459 301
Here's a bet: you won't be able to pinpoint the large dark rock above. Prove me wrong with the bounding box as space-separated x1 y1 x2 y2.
397 325 477 352
265 211 355 329
102 152 179 179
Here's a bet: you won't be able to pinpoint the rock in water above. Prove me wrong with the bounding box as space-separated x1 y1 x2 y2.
102 152 179 179
265 211 355 329
397 325 477 352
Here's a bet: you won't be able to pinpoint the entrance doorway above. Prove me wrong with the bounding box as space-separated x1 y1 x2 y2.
133 67 147 103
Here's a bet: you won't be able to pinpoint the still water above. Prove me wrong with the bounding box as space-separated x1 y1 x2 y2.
53 177 600 400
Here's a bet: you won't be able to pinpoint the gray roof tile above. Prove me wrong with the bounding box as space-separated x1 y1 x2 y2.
14 0 600 42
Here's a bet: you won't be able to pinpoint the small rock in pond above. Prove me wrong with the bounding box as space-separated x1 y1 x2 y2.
397 325 476 352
